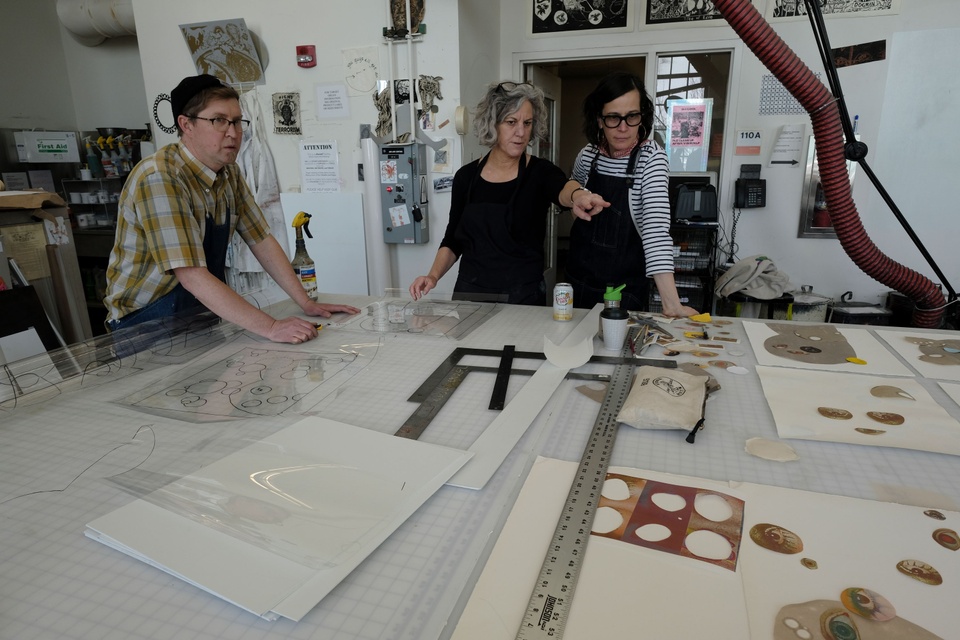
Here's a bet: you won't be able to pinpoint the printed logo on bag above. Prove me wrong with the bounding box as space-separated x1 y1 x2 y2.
653 376 686 397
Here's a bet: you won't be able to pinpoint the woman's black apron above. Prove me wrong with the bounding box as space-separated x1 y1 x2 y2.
565 144 649 310
453 153 545 306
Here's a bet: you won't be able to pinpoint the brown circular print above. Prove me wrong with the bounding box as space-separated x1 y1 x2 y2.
896 560 943 586
933 528 960 551
924 509 946 521
749 523 803 554
866 411 905 426
855 428 886 436
818 407 853 420
801 557 818 570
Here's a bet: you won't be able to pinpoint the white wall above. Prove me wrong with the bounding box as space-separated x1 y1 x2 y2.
4 0 957 304
498 0 960 305
130 0 465 295
0 0 78 130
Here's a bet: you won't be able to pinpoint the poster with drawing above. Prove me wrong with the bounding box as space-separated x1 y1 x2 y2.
665 98 712 172
179 19 265 86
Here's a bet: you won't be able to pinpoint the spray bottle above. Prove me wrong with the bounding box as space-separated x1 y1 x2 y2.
106 136 125 176
291 211 318 300
84 137 105 178
97 136 118 177
115 136 133 175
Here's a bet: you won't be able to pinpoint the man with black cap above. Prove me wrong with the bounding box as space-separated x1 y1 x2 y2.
103 74 358 345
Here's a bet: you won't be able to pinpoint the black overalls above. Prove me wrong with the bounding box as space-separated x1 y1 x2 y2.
453 153 546 306
565 144 649 310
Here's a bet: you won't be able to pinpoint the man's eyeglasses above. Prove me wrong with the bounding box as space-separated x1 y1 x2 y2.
496 81 534 93
600 112 643 128
189 116 251 132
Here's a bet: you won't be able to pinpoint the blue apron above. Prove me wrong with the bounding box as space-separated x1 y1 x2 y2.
109 209 231 331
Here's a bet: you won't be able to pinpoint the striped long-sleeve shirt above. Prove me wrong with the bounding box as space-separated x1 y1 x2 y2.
570 141 675 276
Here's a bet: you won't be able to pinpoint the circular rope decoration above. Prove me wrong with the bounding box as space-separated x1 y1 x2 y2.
153 93 177 135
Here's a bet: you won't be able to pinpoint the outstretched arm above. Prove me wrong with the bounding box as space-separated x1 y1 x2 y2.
652 272 698 318
409 247 458 300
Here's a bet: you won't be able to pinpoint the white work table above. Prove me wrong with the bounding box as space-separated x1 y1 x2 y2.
1 297 958 639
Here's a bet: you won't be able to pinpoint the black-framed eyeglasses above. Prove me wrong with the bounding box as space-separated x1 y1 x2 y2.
600 112 643 128
188 116 251 132
496 81 534 93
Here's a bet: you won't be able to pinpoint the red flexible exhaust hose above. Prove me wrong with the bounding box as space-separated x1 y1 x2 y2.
713 0 945 327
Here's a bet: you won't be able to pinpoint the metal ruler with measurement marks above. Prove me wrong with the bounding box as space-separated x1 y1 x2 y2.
515 336 638 640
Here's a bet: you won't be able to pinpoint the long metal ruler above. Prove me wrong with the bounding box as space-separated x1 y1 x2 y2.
515 335 637 640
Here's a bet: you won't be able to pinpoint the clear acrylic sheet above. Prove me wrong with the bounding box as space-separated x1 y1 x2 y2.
328 289 501 340
85 416 473 621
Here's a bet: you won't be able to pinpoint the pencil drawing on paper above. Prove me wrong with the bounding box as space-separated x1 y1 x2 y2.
122 347 361 420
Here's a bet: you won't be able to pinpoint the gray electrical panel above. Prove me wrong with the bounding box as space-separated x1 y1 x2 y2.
379 143 429 244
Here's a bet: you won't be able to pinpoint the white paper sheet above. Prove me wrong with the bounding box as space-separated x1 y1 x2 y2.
743 321 913 376
876 329 960 382
86 416 472 621
756 366 960 455
451 457 750 640
939 381 960 411
454 458 959 640
446 305 600 490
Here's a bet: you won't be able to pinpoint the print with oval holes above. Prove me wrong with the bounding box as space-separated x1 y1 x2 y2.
593 475 744 571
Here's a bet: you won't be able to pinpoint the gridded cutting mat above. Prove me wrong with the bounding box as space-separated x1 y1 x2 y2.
2 304 960 640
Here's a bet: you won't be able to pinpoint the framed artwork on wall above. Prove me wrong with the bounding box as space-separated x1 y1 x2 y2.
530 0 634 36
768 0 901 21
643 0 754 26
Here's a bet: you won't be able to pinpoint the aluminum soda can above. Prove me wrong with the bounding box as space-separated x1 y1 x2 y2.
553 283 573 321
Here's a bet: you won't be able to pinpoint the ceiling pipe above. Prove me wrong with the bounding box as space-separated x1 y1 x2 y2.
56 0 136 47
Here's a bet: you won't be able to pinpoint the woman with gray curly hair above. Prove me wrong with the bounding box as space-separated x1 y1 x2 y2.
409 81 605 305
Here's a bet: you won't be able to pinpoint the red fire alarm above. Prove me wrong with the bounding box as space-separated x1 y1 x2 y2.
296 45 316 68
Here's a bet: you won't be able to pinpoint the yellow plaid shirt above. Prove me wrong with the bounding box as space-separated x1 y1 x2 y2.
104 142 270 321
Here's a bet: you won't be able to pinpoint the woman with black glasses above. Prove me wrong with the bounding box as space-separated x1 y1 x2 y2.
409 81 604 305
565 72 698 316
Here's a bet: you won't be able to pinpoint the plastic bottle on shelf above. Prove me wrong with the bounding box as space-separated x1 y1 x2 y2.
106 136 124 176
115 136 133 175
85 138 105 178
97 136 118 177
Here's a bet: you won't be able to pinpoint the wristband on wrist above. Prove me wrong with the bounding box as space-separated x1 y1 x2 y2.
570 186 590 206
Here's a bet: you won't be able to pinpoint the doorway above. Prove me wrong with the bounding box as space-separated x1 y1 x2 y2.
526 57 647 292
525 52 731 296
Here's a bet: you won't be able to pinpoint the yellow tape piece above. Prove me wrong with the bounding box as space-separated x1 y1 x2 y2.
846 357 868 365
689 313 712 322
